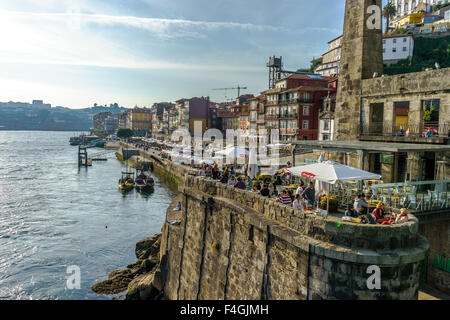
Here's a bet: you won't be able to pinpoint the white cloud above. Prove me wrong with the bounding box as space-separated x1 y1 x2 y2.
0 10 265 71
1 10 284 39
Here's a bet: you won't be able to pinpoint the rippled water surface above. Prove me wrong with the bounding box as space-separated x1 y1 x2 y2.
0 131 177 299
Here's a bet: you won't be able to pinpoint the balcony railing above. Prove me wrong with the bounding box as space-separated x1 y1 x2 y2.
279 113 298 119
360 122 450 139
278 98 313 105
265 114 279 120
280 129 297 135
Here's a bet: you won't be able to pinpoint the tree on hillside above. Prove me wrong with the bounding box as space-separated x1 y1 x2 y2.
383 2 397 34
117 128 134 140
297 59 322 73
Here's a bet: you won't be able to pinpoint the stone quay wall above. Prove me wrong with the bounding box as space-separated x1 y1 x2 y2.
159 175 429 300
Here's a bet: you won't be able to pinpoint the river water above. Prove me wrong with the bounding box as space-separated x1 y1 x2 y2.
0 131 177 300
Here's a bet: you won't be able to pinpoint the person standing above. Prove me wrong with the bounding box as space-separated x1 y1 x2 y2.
296 182 305 196
302 182 316 208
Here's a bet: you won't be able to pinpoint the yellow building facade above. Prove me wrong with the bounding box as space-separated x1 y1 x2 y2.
393 13 424 29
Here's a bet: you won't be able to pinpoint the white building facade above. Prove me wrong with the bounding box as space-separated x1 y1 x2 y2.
314 36 342 76
382 34 414 66
390 0 442 19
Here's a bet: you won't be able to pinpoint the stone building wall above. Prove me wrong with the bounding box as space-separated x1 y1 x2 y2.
159 175 429 300
361 68 450 136
419 220 450 294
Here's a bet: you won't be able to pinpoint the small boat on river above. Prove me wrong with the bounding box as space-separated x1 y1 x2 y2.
135 170 155 193
119 171 135 191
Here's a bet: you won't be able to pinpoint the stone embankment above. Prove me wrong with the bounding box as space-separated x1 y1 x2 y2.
91 146 189 299
95 144 430 300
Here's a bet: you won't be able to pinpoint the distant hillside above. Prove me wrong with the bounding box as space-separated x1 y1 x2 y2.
0 102 128 131
384 35 450 75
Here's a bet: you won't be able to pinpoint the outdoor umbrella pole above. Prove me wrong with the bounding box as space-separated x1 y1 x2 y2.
327 184 330 215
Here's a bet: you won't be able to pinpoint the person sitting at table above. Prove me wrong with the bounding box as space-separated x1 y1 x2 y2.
234 177 246 190
345 205 359 218
393 208 409 224
228 175 237 186
425 128 433 138
260 184 270 197
274 174 283 186
292 194 303 211
245 176 253 190
277 190 292 205
396 128 405 137
219 173 228 184
354 194 369 215
359 208 377 224
268 183 275 197
371 202 389 224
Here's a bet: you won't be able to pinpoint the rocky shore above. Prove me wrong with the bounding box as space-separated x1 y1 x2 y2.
91 233 163 299
91 194 182 300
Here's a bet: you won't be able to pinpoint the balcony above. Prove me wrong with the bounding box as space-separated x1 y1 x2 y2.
265 114 279 120
280 129 297 135
279 98 314 105
279 113 298 119
359 122 449 144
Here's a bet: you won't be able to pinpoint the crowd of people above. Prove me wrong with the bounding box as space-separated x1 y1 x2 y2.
345 193 409 225
195 162 323 213
125 139 411 226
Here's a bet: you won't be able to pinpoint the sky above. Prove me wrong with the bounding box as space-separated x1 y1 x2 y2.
0 0 383 109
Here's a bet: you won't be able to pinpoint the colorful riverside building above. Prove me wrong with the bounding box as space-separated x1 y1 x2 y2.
126 107 152 137
217 105 241 138
92 112 112 135
262 74 337 143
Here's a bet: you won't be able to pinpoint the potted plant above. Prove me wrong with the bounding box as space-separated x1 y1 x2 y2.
319 195 338 213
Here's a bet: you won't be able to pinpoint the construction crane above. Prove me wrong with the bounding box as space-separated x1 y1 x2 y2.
212 85 247 100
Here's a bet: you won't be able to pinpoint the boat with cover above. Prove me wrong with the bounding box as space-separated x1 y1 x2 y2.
135 170 155 192
119 171 135 191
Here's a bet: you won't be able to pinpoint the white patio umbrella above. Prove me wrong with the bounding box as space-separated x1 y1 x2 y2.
248 148 258 179
315 154 327 197
215 146 249 158
287 161 382 216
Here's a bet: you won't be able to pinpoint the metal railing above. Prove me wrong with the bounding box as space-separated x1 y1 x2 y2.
278 98 314 105
360 122 450 138
329 180 450 215
279 113 298 119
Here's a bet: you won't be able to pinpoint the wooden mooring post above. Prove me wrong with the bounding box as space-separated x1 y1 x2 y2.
78 145 88 168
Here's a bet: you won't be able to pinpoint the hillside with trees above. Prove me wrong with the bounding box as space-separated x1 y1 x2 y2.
383 35 450 75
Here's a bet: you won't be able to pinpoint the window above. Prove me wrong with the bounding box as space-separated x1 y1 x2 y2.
383 48 386 53
403 47 407 52
303 106 310 115
324 121 329 130
323 134 329 141
302 120 309 129
393 38 397 44
392 47 397 53
383 39 386 44
403 37 407 42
